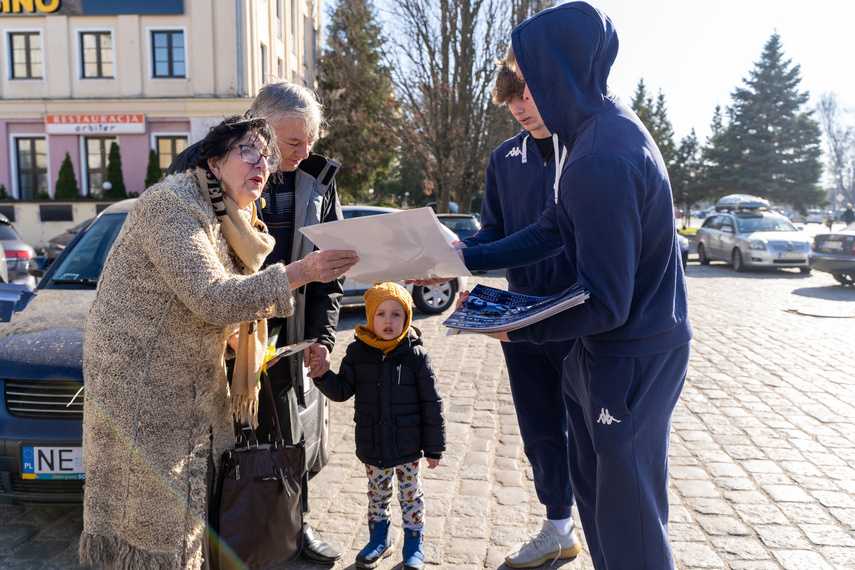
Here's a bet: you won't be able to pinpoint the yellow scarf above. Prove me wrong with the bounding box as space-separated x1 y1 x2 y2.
197 167 275 427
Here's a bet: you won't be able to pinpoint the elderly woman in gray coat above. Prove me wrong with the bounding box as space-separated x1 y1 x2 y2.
79 116 357 570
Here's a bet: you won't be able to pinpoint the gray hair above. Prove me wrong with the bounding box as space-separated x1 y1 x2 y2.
248 80 324 135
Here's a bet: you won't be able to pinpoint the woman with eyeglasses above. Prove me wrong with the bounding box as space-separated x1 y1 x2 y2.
79 115 357 570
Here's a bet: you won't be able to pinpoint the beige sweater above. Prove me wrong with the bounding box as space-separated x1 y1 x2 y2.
80 171 295 569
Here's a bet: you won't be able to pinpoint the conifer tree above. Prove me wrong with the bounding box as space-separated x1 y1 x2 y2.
315 0 399 203
145 149 164 189
55 152 80 199
702 34 823 210
105 142 127 198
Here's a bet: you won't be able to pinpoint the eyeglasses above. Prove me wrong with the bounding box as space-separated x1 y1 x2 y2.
229 144 279 173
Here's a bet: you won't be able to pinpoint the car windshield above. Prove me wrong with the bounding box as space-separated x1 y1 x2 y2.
0 225 19 240
736 216 797 233
48 213 126 284
439 217 480 232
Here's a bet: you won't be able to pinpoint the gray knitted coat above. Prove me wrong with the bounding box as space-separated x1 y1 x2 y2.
79 171 295 569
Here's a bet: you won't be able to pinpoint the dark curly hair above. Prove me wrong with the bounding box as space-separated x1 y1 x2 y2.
197 115 280 172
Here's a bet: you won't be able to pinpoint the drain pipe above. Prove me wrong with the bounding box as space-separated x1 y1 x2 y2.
236 0 243 96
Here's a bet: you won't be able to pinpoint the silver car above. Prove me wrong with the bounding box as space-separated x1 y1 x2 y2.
696 209 811 273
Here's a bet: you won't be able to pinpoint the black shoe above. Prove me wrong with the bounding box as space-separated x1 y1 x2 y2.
300 523 342 565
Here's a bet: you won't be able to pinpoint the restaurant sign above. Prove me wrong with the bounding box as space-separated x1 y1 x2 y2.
46 114 146 134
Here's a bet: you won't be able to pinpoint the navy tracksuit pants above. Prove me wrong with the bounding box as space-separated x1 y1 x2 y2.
502 339 576 520
563 341 690 570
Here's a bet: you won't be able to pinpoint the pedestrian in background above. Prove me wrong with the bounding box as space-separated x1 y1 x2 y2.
312 283 445 570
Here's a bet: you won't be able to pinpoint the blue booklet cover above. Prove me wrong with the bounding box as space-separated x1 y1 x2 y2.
442 283 589 334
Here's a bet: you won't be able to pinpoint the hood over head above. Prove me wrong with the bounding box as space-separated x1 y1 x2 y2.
511 1 618 146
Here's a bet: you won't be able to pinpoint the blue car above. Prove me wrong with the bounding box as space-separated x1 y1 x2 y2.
0 200 331 505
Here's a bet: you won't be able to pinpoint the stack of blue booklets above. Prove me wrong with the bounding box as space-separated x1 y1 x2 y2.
443 283 589 334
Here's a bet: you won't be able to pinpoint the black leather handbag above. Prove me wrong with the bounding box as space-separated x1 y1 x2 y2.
212 370 304 570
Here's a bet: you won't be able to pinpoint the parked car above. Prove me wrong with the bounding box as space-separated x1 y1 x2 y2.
42 217 94 260
809 222 855 285
0 242 7 284
0 213 36 288
696 197 811 273
804 209 826 224
0 199 330 505
436 213 482 241
340 205 468 314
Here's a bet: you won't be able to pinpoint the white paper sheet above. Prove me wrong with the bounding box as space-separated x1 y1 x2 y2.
299 207 472 283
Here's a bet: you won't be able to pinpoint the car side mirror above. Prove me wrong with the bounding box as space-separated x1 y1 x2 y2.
722 227 734 234
28 256 50 278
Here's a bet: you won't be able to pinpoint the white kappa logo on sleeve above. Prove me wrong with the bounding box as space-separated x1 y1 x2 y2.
505 147 522 158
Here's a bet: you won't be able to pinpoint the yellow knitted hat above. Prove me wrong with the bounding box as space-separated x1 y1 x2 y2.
355 282 413 353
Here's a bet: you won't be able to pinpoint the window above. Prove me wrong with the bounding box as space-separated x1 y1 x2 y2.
151 30 185 78
9 31 42 79
277 57 284 80
80 31 114 79
15 137 47 200
86 137 116 197
290 0 298 53
276 0 284 39
260 44 268 83
155 136 188 174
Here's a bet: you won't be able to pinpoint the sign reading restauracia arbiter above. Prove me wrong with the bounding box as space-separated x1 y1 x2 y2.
45 114 146 134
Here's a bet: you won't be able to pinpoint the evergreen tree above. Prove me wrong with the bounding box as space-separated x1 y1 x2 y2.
55 152 80 199
315 0 399 203
630 80 676 168
702 33 824 211
671 129 704 229
145 149 164 189
105 142 127 198
0 184 10 200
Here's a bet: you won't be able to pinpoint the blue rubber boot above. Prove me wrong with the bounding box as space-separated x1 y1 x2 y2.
402 527 424 570
355 519 392 569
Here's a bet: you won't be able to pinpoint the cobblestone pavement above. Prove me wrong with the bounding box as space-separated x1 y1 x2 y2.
2 263 854 569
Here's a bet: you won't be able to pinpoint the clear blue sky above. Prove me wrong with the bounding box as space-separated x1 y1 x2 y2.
592 0 855 144
322 0 854 145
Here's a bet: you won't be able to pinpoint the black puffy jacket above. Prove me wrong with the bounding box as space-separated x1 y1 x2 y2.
314 327 445 469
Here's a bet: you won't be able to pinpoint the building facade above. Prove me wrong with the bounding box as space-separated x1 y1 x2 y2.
0 0 322 200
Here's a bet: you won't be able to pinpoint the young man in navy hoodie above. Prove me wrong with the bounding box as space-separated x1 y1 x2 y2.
459 59 580 568
457 3 692 568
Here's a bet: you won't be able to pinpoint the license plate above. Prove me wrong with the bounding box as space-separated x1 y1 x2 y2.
778 252 804 260
822 241 843 251
21 446 85 480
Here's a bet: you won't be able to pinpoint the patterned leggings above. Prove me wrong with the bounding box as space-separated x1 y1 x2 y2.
365 460 424 529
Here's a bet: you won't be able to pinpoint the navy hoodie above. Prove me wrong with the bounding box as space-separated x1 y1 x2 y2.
462 1 691 357
463 131 576 297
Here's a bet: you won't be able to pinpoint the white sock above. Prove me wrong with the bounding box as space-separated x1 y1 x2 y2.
548 517 574 536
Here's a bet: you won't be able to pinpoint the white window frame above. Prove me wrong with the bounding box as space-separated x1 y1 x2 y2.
4 28 45 82
146 26 188 80
9 133 50 200
76 27 116 81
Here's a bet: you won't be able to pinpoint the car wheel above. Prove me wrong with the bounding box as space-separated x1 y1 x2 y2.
833 273 854 285
697 243 711 265
310 395 331 473
412 279 459 314
732 249 746 272
799 267 811 274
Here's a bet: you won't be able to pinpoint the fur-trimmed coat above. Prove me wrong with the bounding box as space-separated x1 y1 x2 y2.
80 171 295 569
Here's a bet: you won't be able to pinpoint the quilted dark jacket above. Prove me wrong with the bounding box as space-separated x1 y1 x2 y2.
314 327 445 469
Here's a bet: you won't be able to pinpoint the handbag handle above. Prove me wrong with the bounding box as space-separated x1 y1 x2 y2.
260 369 285 447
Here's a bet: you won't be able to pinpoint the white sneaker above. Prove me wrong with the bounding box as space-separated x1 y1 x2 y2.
504 520 581 568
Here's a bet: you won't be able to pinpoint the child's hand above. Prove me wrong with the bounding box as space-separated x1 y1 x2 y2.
426 457 440 469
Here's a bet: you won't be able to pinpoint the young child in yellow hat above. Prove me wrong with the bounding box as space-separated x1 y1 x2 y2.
312 282 445 570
